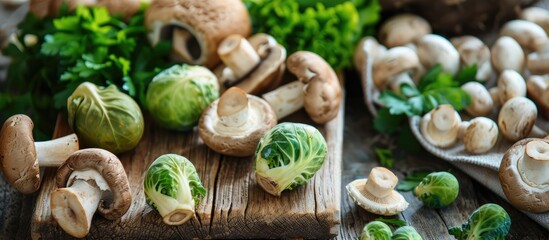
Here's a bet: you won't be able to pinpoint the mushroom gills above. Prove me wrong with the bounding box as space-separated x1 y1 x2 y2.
519 140 549 187
166 26 202 63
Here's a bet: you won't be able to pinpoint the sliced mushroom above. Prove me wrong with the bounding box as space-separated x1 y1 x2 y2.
500 20 547 53
262 51 342 124
527 75 549 119
372 47 420 93
520 7 549 36
450 35 493 82
145 0 251 68
461 82 494 117
51 148 131 238
498 96 538 142
420 105 462 148
198 87 277 157
346 167 409 216
378 14 432 48
489 69 526 108
0 114 79 194
416 34 460 75
500 138 549 212
215 33 286 94
491 36 525 74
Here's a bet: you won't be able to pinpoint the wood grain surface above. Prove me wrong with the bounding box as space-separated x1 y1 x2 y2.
30 101 344 239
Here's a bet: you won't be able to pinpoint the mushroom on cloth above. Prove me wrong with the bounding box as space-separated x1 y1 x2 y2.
498 96 538 141
50 148 131 238
346 167 409 216
0 114 79 194
199 87 277 157
500 138 549 212
262 51 342 124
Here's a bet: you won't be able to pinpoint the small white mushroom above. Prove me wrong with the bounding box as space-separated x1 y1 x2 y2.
498 96 538 142
353 37 387 73
500 20 548 53
520 7 549 36
526 75 549 119
488 70 527 107
378 14 432 48
458 117 499 154
451 35 493 82
491 36 525 74
527 41 549 74
416 34 460 75
372 47 420 93
460 82 494 116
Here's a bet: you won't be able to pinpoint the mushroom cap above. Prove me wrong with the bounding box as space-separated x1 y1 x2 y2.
450 35 490 67
498 96 538 142
0 114 40 194
500 20 548 52
55 148 131 220
224 34 286 95
520 7 549 35
353 37 387 73
198 94 277 157
527 75 549 119
416 34 460 75
463 117 499 154
491 36 525 74
372 47 420 90
500 138 549 212
527 42 549 75
286 51 342 124
461 81 493 116
420 105 461 148
378 14 432 48
145 0 251 68
346 168 408 216
496 69 526 105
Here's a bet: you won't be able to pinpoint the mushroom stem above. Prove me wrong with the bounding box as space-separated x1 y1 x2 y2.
262 81 305 120
35 133 79 167
256 173 281 196
388 73 415 94
50 179 102 238
519 140 549 187
364 167 397 198
218 34 260 81
217 87 249 128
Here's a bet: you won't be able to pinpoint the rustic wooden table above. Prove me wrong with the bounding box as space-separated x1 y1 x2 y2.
2 3 549 240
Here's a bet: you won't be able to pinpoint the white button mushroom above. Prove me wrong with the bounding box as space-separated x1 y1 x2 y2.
372 46 420 93
378 14 432 48
0 114 79 194
526 42 549 74
488 69 527 107
499 138 549 212
491 36 525 74
451 35 493 82
500 20 548 53
416 34 460 75
520 7 549 35
526 75 549 119
458 117 499 154
461 82 494 117
346 167 409 216
498 96 538 142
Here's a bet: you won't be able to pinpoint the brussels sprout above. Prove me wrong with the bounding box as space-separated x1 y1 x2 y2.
254 122 327 196
146 64 219 131
414 171 459 209
144 154 206 225
392 226 423 240
67 82 144 154
360 221 392 240
448 203 511 240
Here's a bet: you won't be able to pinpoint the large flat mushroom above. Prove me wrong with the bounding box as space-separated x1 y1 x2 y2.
145 0 251 68
198 87 277 157
51 148 131 238
262 51 342 124
0 114 79 194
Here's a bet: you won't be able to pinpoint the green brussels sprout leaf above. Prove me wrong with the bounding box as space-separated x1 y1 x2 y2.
448 203 511 240
414 172 459 208
144 154 206 225
375 217 407 227
392 226 423 240
360 221 392 240
254 122 327 196
67 82 144 154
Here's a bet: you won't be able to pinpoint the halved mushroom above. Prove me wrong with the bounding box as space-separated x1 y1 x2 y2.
346 167 409 216
215 33 286 94
491 36 525 74
498 96 538 142
0 114 79 194
378 14 432 48
198 87 277 157
451 35 493 82
145 0 251 68
51 148 131 238
371 47 420 93
520 7 549 36
489 69 527 108
29 0 145 19
527 75 549 119
500 138 549 212
262 51 342 124
500 20 547 53
420 105 462 148
416 34 460 75
461 82 494 116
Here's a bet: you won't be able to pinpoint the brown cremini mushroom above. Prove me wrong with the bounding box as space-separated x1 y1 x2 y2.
500 138 549 212
498 96 538 142
29 0 145 19
346 167 409 216
198 87 277 157
51 148 131 238
145 0 251 68
0 114 79 194
262 51 342 124
215 33 286 94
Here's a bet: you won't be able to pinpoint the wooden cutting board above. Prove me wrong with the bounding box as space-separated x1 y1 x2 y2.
30 93 344 239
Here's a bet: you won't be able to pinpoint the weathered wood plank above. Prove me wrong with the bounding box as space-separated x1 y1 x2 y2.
30 94 344 239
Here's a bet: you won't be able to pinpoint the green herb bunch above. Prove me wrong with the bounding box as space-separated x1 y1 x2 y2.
243 0 381 71
1 5 171 139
